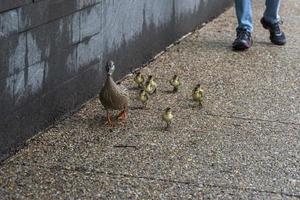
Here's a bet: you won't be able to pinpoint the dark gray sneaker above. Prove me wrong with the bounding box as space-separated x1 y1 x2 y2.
232 29 253 51
261 17 286 45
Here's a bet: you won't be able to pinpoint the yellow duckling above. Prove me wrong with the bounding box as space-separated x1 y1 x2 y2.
138 90 149 108
146 75 157 89
144 78 157 95
192 84 204 107
193 84 201 93
134 72 144 88
162 107 173 130
169 75 181 92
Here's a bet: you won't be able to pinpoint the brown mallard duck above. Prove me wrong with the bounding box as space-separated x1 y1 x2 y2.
99 61 129 126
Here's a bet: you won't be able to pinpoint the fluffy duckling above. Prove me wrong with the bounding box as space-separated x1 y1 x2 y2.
192 84 204 107
162 107 173 130
169 75 181 92
193 84 201 93
138 90 149 108
147 75 157 87
134 72 144 88
144 79 157 95
146 75 157 92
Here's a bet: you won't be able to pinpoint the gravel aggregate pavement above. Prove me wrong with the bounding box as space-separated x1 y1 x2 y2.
1 0 299 199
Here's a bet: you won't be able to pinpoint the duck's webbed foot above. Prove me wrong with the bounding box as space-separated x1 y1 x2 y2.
165 122 171 131
106 111 114 127
117 108 127 125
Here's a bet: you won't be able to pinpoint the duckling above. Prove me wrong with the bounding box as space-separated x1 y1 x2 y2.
162 107 173 130
138 90 149 108
144 81 156 95
99 61 129 126
150 76 158 88
193 84 201 93
169 75 181 92
144 75 157 94
192 84 204 107
146 75 158 90
134 72 145 88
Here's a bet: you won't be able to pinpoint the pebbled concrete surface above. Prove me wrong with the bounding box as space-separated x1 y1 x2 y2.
0 0 232 160
1 0 300 199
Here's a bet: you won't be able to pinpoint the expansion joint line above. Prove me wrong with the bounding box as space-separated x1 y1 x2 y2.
203 112 300 126
46 164 299 198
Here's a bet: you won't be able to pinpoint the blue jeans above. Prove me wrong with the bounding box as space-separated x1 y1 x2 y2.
235 0 281 32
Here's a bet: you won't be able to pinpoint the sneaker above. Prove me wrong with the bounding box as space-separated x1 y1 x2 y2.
232 29 253 51
260 17 286 45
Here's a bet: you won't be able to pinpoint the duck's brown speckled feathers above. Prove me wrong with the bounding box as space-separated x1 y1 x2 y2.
99 75 129 110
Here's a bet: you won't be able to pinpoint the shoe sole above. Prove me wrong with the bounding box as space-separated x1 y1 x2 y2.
270 38 286 45
233 45 250 51
261 19 286 45
232 41 252 51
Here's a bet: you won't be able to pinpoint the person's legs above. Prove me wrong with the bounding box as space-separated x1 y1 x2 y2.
233 0 253 50
263 0 281 24
235 0 253 32
261 0 286 45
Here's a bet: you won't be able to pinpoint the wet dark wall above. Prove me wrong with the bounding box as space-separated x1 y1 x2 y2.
0 0 233 161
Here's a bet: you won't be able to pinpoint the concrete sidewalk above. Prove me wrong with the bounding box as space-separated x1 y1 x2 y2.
1 0 299 199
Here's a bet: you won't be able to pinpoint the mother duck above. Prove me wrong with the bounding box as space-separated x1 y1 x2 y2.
99 61 129 126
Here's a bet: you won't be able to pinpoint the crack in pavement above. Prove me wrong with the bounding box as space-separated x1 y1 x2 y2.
203 112 300 127
45 164 300 198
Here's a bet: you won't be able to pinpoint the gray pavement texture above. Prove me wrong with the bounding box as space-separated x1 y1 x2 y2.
1 0 300 199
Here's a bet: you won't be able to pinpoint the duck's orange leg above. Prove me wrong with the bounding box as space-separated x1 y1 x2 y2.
106 110 114 127
117 107 127 124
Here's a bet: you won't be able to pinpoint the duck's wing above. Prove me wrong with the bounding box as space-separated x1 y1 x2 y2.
117 84 128 95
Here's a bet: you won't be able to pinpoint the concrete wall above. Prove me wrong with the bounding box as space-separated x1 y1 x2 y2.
0 0 232 161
